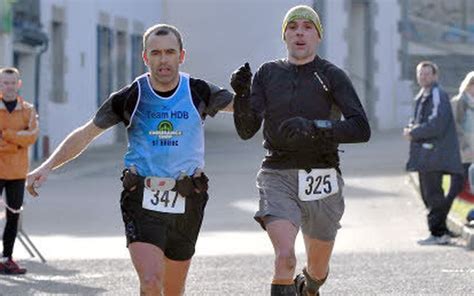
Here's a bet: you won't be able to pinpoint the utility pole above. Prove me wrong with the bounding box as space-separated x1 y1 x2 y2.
462 0 468 43
313 0 326 57
400 0 409 79
0 0 15 67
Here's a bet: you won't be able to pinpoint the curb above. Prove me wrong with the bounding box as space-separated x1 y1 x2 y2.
407 172 474 250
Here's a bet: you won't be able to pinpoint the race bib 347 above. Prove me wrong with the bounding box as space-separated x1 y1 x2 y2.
142 188 185 214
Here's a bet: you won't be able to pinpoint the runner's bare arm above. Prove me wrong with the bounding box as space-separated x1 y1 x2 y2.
26 120 107 197
220 100 234 112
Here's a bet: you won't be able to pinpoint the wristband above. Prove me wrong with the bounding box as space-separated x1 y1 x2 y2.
313 120 333 129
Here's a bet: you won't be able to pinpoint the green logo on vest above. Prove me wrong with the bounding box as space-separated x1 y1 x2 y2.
149 120 183 139
158 120 173 132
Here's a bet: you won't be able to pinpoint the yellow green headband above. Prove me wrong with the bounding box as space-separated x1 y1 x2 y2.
282 5 323 40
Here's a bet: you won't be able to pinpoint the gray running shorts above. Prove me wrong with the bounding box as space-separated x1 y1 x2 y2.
254 168 345 241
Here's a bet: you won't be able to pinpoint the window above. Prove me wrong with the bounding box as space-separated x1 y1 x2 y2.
97 25 112 106
116 30 127 89
131 34 146 80
51 19 66 102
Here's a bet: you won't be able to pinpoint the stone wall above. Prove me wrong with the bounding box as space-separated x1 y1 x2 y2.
410 0 474 26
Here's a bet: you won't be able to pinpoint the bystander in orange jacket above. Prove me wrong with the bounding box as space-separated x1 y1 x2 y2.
0 67 38 275
0 95 39 179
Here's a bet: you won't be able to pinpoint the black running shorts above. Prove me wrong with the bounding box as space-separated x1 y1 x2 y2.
120 182 208 261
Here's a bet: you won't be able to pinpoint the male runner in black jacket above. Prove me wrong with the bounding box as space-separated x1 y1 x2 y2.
231 5 370 296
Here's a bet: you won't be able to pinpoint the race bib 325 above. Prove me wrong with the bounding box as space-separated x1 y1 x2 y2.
298 168 339 201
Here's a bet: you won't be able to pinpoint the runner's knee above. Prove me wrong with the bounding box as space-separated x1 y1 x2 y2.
140 271 163 294
275 250 297 272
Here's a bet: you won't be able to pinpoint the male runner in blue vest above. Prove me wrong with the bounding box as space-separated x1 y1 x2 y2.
26 24 233 295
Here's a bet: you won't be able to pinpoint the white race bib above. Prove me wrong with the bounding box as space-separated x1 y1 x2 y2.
298 168 339 201
142 189 185 214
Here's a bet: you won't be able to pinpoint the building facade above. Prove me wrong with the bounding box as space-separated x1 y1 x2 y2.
2 0 471 156
162 0 473 132
1 0 161 158
38 0 160 154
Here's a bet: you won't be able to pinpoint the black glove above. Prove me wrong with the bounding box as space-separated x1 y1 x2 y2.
230 62 252 98
121 168 142 192
174 173 209 197
279 117 334 148
175 175 195 197
279 117 316 147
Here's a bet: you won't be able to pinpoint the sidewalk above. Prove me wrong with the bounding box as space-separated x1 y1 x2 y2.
2 126 474 295
407 172 474 249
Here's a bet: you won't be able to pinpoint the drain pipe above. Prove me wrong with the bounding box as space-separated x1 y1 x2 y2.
33 36 48 161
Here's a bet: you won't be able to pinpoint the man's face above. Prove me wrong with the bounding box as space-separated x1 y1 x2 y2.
284 19 320 62
0 73 21 99
416 66 437 89
142 33 185 86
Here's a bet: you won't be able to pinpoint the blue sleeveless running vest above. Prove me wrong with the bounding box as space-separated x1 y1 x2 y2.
124 72 204 179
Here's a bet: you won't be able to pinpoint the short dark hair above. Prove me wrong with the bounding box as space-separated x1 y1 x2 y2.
0 67 20 79
416 61 439 75
142 24 183 51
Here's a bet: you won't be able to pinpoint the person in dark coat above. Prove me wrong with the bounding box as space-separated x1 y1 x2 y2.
404 61 463 245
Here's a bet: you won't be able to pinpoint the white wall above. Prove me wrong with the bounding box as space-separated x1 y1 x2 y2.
162 0 313 132
39 0 161 150
373 0 409 130
323 0 348 69
162 0 312 88
324 0 407 130
0 33 13 67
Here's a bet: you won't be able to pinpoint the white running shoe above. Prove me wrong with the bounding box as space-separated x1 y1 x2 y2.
435 234 451 245
417 234 451 246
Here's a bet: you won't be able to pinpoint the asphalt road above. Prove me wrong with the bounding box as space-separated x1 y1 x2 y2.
1 116 473 295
